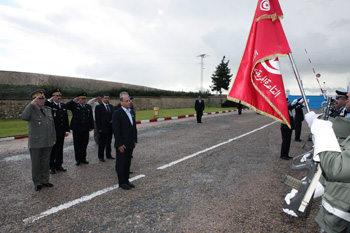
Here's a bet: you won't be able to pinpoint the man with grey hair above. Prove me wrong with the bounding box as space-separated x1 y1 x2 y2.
112 92 137 190
21 90 56 191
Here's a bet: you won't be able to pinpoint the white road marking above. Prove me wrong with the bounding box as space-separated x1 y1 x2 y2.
157 121 276 170
23 174 146 224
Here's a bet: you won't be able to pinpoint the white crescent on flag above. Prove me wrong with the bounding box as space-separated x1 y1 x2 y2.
261 57 281 75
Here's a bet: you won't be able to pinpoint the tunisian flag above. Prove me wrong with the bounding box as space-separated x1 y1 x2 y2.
227 0 292 127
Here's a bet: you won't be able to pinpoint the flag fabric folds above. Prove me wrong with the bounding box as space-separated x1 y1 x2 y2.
227 0 292 127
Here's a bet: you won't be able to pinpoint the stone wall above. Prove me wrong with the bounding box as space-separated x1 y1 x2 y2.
0 95 226 119
0 70 159 91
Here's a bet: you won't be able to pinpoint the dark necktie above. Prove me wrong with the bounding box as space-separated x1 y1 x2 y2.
106 105 110 113
40 108 46 116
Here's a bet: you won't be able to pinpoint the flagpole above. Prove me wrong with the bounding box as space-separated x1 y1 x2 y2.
288 53 311 113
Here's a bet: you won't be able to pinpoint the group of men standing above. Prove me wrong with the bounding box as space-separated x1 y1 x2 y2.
22 89 137 191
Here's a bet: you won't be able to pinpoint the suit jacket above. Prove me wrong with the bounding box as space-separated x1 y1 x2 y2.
66 100 94 132
294 105 304 122
195 100 205 112
21 104 56 149
95 103 113 133
112 107 137 149
45 100 70 136
281 104 295 130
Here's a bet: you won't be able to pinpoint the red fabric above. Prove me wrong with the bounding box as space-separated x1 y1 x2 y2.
228 0 292 127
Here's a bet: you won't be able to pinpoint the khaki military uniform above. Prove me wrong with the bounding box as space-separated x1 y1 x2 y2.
315 118 350 232
21 104 56 186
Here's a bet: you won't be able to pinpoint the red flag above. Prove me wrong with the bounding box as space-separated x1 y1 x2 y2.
227 0 292 127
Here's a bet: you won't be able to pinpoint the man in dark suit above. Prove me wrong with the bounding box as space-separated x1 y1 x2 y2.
45 89 70 174
195 96 205 123
280 98 296 160
95 94 114 162
66 93 94 165
112 92 137 190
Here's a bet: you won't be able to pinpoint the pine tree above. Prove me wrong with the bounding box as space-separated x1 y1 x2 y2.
210 56 233 104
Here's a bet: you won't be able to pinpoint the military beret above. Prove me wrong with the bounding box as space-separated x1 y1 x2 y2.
129 96 133 100
50 88 62 96
335 90 348 99
77 92 87 99
30 89 45 99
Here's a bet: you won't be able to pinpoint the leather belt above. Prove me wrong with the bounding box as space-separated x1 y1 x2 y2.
322 199 350 222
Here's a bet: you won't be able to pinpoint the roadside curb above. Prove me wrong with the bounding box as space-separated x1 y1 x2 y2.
136 109 236 124
0 109 237 141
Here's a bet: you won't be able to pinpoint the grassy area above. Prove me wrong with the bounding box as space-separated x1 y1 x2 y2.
0 107 235 138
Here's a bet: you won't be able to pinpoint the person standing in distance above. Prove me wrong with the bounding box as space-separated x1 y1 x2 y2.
66 93 94 166
88 96 102 144
21 90 56 191
112 92 137 190
280 98 295 160
95 94 114 162
195 96 205 123
293 98 305 142
45 89 70 174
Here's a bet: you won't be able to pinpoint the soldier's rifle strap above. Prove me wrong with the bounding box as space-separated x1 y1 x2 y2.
298 164 322 212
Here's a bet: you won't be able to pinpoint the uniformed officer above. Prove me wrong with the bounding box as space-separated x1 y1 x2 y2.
45 89 70 174
280 98 295 160
330 90 347 117
21 90 56 191
66 93 94 165
283 94 350 232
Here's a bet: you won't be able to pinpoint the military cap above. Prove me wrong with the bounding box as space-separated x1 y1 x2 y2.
30 89 45 99
335 90 348 99
77 92 88 99
130 96 133 100
50 88 62 96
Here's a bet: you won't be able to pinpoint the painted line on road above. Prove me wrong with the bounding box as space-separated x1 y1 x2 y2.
23 174 146 224
157 121 276 170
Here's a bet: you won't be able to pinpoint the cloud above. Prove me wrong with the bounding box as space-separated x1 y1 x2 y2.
0 0 349 94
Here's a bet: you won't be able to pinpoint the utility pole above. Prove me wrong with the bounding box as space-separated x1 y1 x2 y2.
197 54 208 92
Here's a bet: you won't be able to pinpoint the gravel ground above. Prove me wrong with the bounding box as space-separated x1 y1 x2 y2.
0 110 321 232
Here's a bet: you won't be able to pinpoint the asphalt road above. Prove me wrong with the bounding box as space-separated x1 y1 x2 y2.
0 110 320 232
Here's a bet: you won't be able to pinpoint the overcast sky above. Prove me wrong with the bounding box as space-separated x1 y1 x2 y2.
0 0 349 96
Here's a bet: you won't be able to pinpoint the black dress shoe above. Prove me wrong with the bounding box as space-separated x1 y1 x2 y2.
50 169 56 174
120 184 131 190
128 182 135 188
43 182 54 187
99 158 106 162
295 139 302 142
106 156 115 159
34 185 42 191
56 167 67 172
81 160 89 164
129 171 133 174
75 161 81 166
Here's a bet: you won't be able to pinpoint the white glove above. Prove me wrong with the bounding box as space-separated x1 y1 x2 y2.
283 189 298 217
305 111 320 128
298 98 304 104
291 99 298 106
314 181 325 198
300 152 312 163
311 119 341 161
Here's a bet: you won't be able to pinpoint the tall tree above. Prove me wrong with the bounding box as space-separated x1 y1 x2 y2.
210 56 233 104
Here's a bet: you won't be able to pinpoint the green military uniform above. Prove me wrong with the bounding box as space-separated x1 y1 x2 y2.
314 117 350 232
21 90 56 188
